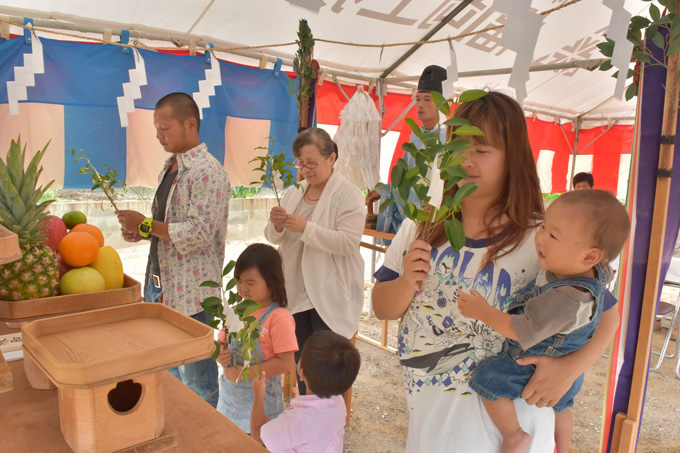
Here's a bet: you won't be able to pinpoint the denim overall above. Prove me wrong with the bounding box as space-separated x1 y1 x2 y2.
469 264 607 412
216 303 284 432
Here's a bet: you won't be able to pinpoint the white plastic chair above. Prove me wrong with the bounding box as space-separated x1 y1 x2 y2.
650 258 680 379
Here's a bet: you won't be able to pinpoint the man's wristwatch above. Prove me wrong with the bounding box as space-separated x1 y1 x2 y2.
138 217 153 238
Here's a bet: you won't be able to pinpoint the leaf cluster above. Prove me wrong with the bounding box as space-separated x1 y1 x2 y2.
250 137 299 205
598 0 680 100
72 149 125 211
0 137 54 240
288 19 315 121
200 260 263 379
377 89 486 250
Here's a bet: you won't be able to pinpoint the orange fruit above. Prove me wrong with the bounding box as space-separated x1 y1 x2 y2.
70 223 105 246
58 232 100 267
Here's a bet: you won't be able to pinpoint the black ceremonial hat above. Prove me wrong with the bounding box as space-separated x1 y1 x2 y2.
417 65 447 94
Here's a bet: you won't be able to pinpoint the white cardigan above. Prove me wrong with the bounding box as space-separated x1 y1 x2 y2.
265 171 365 339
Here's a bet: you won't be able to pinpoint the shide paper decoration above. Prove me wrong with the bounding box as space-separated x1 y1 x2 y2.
6 22 44 116
193 47 222 120
493 0 542 105
603 0 634 100
116 49 147 128
443 42 458 100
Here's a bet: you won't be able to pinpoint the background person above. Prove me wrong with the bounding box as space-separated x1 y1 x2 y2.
366 65 449 243
116 92 230 407
572 171 594 190
265 127 365 395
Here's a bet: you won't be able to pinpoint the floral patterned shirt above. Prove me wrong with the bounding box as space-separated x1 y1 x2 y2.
151 143 230 316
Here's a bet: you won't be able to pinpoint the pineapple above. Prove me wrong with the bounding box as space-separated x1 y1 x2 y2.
0 137 59 300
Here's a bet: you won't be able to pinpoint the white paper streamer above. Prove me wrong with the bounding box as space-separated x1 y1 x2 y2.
223 303 245 333
493 0 542 105
426 155 444 209
287 0 326 13
192 51 222 120
116 49 147 128
603 0 634 100
271 171 284 192
443 42 458 99
6 23 45 115
334 87 382 189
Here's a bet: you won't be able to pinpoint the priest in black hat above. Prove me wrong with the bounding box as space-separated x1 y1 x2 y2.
409 64 448 165
367 65 449 243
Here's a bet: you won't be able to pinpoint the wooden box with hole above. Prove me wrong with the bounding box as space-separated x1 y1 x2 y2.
21 303 215 452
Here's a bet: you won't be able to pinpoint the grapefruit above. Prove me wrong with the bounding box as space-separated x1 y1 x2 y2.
60 267 106 295
71 223 105 247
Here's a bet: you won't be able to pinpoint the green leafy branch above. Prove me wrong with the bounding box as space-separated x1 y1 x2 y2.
72 149 125 211
376 89 487 250
200 260 262 380
598 0 680 100
289 19 315 129
250 137 299 206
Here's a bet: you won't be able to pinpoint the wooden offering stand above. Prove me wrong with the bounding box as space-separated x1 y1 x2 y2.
21 303 215 452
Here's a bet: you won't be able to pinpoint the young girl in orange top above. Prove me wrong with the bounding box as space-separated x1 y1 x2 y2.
216 243 298 432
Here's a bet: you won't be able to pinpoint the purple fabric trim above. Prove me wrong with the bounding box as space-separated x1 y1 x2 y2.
607 30 680 451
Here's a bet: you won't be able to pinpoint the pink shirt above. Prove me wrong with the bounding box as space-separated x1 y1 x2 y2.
260 394 346 453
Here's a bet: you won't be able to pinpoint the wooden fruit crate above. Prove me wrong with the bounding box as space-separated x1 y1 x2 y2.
0 224 21 265
21 303 215 452
0 274 142 322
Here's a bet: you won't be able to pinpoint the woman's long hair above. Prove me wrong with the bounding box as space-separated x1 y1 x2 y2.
429 91 543 266
234 243 288 307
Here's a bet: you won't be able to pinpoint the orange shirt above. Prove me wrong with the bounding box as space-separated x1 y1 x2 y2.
253 305 298 360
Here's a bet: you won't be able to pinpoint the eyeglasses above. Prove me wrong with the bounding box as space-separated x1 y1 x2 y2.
294 158 325 170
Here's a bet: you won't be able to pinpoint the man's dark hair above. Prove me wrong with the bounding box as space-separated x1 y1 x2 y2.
573 172 594 188
155 92 201 131
300 331 361 398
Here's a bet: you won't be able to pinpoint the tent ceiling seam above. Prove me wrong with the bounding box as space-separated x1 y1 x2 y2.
187 0 214 35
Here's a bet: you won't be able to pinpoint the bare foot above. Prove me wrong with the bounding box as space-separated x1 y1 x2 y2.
501 429 531 453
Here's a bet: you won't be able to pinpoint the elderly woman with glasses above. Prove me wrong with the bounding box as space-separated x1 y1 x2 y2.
265 127 365 395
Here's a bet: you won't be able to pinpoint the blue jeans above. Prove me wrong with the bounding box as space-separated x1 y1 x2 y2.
469 264 607 412
145 274 219 408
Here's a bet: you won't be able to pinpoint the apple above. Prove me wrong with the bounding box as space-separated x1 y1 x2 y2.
41 215 68 252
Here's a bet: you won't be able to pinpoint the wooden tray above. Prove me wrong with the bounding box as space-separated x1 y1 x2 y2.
0 225 21 265
0 274 142 322
22 303 215 388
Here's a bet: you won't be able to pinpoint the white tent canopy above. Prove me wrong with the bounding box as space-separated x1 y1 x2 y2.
0 0 646 122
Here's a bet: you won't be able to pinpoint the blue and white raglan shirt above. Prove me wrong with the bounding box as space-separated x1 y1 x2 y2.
374 220 555 453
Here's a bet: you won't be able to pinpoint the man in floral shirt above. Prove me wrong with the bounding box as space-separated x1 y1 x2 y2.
117 92 230 407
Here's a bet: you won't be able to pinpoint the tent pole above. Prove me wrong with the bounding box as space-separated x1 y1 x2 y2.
378 0 474 78
568 116 581 190
386 58 607 83
613 19 680 452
